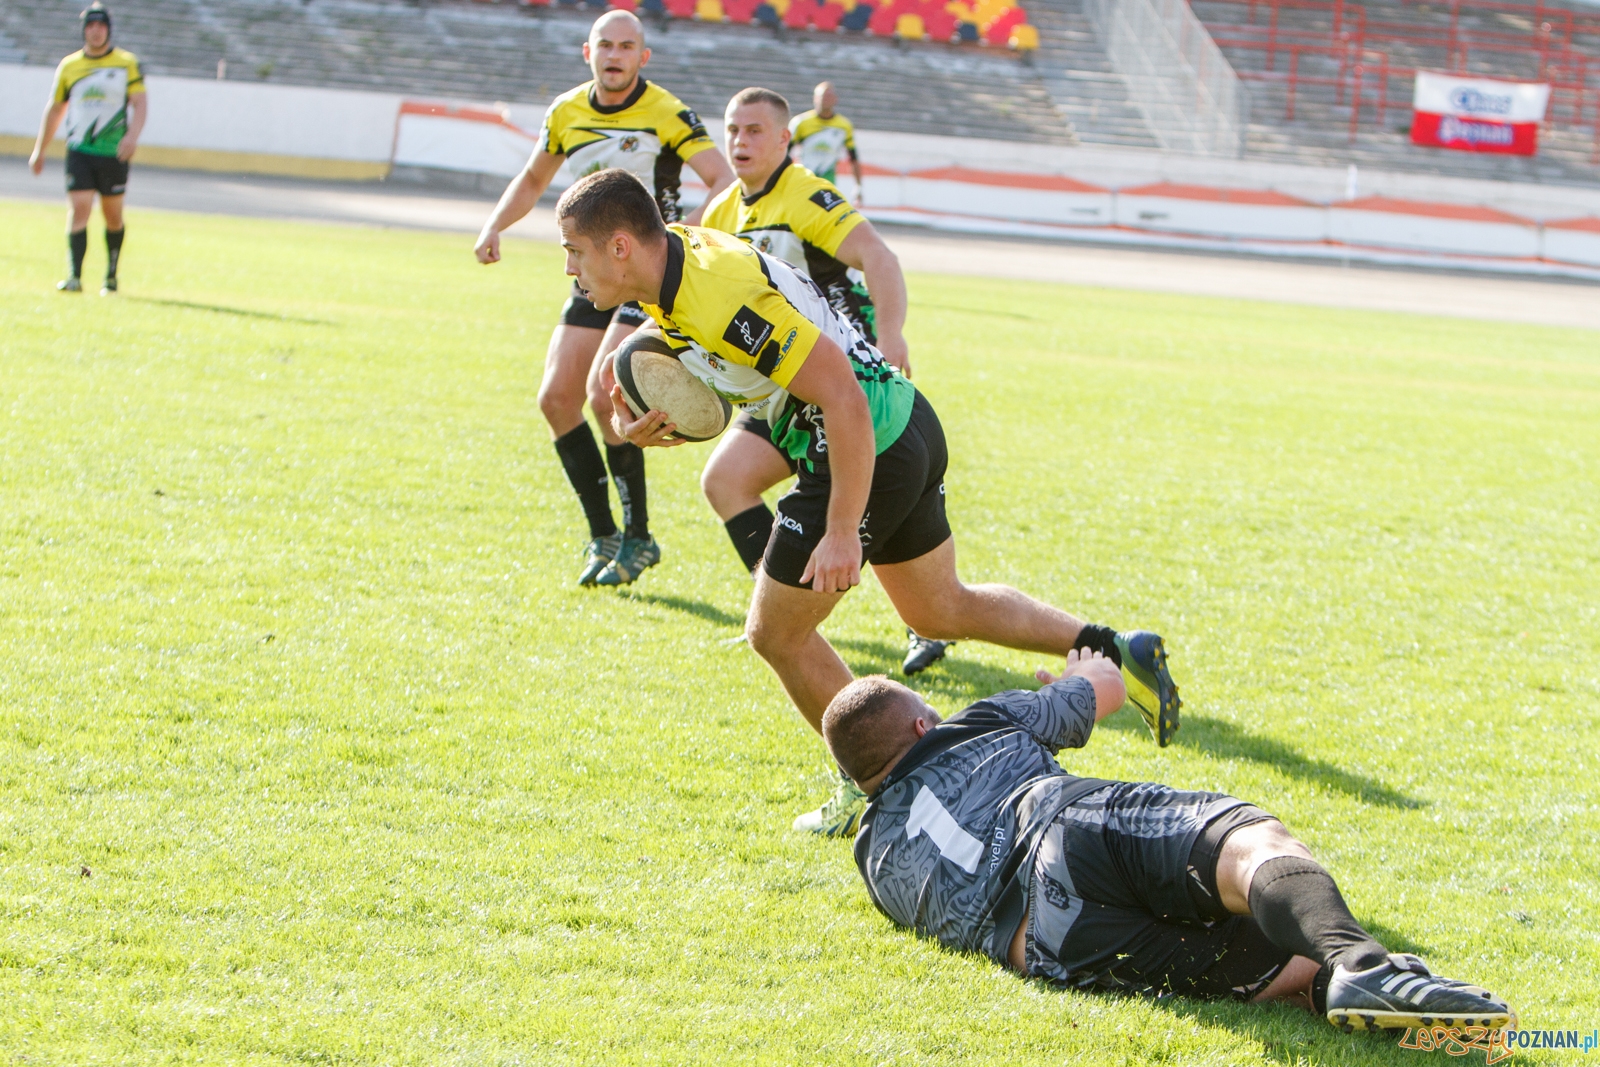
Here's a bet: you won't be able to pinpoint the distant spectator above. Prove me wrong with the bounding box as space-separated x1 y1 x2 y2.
29 3 147 294
789 81 863 204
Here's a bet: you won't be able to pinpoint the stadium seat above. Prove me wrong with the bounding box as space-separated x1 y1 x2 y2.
664 0 697 15
637 0 664 11
696 0 726 18
723 0 759 21
813 1 846 29
921 3 957 40
984 5 1025 43
608 0 638 8
785 0 815 27
956 18 978 39
868 0 903 33
896 12 925 37
1007 21 1037 49
840 1 873 28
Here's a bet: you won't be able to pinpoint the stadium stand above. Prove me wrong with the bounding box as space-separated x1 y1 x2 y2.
1191 0 1600 180
0 0 1076 144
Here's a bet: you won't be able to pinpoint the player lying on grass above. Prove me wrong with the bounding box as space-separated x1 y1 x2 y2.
700 86 952 678
474 10 734 588
557 168 1180 836
824 660 1513 1033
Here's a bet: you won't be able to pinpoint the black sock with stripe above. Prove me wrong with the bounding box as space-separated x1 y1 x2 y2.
604 442 649 540
105 227 124 279
1071 623 1122 667
553 423 616 540
723 504 774 573
68 229 88 279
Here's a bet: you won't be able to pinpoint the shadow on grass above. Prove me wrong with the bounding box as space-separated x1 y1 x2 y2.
1151 995 1422 1067
622 592 746 631
830 636 1042 710
1096 710 1426 810
129 296 334 325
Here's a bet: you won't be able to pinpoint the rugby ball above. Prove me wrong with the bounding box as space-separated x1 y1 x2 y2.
613 328 732 442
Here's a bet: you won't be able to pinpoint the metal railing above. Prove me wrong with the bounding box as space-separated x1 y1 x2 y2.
1083 0 1250 156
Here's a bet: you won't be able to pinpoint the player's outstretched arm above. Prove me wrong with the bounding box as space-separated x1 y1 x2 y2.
475 151 564 264
836 222 909 374
784 335 874 593
681 148 736 227
1036 649 1126 726
29 100 66 176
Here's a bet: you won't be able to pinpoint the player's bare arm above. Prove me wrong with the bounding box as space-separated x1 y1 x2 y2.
835 222 910 374
29 100 68 175
782 335 875 593
681 146 735 227
475 150 565 264
116 90 147 163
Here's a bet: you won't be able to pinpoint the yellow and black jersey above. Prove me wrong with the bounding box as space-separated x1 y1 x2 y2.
642 225 913 470
537 78 715 223
51 47 144 157
788 110 856 185
701 158 865 295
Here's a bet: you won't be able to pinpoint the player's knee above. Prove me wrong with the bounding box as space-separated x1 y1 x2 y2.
537 383 584 426
586 379 614 420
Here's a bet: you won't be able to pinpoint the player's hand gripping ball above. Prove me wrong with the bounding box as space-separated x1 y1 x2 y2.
613 329 733 442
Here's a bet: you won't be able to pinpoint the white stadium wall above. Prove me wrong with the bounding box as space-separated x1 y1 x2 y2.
3 63 1599 278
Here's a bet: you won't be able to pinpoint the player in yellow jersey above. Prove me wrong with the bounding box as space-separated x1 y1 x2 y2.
561 169 1180 836
28 4 146 295
474 10 735 588
700 87 953 678
789 82 862 201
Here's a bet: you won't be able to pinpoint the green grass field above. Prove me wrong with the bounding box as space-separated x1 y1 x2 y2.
2 198 1597 1066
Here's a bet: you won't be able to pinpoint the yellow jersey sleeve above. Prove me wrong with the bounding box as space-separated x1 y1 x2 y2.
655 94 716 161
123 51 145 93
785 172 865 258
52 55 71 102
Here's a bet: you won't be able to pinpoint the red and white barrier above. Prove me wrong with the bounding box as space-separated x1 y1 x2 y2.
1115 182 1325 241
1329 196 1541 258
1543 216 1600 268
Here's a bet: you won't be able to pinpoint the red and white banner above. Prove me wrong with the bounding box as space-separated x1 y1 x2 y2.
1411 72 1550 156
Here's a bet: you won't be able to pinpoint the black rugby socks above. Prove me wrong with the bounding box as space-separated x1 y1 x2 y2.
553 423 617 539
724 504 775 573
1247 856 1389 973
105 227 124 280
1071 623 1122 667
68 229 88 279
604 442 650 540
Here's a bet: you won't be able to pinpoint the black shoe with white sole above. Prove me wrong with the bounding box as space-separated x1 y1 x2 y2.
1326 953 1512 1032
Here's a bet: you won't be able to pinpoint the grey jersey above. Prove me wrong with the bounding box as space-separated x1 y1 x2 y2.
852 679 1110 965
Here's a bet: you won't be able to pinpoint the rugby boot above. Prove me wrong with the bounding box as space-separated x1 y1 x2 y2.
577 532 623 587
792 771 866 837
1114 630 1181 747
595 535 662 586
1326 953 1513 1032
57 277 82 293
101 276 118 295
903 628 952 676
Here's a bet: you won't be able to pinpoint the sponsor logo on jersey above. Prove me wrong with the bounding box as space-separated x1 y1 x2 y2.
779 328 798 355
723 306 775 356
776 511 804 535
809 188 847 212
677 108 707 137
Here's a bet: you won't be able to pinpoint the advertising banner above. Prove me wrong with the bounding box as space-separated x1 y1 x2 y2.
1411 72 1550 155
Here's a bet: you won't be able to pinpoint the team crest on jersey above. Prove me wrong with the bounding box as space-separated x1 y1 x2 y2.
723 306 774 356
809 188 847 212
619 135 639 152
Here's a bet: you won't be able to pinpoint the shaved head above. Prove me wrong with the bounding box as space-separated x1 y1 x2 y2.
814 81 838 116
591 9 645 46
822 677 935 786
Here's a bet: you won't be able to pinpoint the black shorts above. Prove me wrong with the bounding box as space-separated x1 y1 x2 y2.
734 412 800 475
763 389 951 588
65 149 129 197
1028 784 1289 1000
559 283 649 331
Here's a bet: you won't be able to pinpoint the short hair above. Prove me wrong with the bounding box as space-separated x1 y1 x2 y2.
556 169 667 245
590 9 645 46
822 676 925 784
728 87 790 125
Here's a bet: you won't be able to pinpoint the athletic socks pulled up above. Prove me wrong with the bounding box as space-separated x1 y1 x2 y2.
604 442 649 540
724 503 774 573
1072 623 1122 667
1247 856 1390 976
553 423 617 540
68 229 88 280
105 227 124 280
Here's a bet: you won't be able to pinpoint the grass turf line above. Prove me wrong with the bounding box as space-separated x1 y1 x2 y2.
0 200 1596 1066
